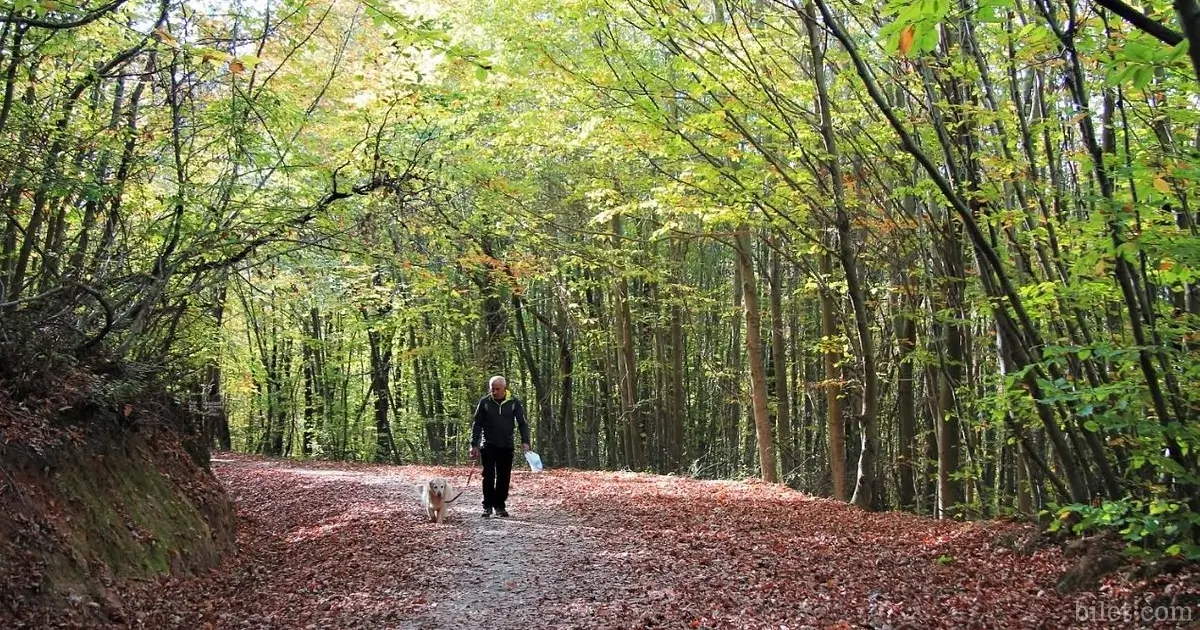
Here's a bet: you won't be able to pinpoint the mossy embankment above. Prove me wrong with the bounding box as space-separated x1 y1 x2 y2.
0 365 236 628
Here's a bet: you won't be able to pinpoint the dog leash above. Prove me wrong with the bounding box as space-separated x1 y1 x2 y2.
445 461 476 504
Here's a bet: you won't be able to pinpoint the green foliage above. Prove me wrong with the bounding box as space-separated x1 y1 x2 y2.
879 0 951 56
1102 32 1193 88
1049 499 1200 560
3 0 1197 525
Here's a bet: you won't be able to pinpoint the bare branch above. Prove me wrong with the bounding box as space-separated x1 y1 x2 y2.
0 0 130 30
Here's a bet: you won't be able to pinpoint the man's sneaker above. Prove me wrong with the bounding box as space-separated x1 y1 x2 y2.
495 508 510 518
481 507 492 518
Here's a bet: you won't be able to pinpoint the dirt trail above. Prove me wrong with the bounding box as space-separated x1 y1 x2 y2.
129 454 624 630
409 482 620 627
283 459 617 628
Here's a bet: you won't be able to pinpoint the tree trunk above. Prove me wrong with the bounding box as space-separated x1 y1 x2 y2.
937 216 965 519
734 227 778 483
612 216 645 469
585 283 611 468
726 245 745 476
895 284 918 511
819 245 846 500
806 1 875 505
514 294 553 457
205 282 232 451
368 326 397 464
668 276 687 472
558 301 576 468
768 236 794 481
410 326 434 459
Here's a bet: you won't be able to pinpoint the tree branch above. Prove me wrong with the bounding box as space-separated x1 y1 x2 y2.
1094 0 1183 45
0 0 130 30
183 174 384 276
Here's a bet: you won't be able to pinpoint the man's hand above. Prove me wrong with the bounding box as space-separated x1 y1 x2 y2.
522 443 531 452
469 446 479 460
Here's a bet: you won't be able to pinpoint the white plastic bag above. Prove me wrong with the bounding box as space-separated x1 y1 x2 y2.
524 450 543 472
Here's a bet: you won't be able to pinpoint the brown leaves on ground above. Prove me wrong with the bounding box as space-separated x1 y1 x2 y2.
536 471 1198 629
106 457 1197 630
117 456 470 629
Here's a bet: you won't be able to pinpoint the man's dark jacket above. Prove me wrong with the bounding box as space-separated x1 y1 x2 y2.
471 392 530 449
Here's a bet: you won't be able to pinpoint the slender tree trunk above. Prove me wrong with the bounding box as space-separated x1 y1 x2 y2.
1175 0 1200 85
734 227 778 483
768 236 794 481
410 326 434 459
937 217 966 519
368 326 397 464
205 282 232 451
477 237 508 374
727 246 744 475
585 283 611 468
302 331 316 457
668 282 687 472
896 283 918 511
430 356 448 463
922 357 941 514
611 216 644 469
558 301 576 468
819 245 846 500
805 2 876 506
514 294 553 456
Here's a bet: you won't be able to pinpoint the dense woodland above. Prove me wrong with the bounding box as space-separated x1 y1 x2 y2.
1 0 1197 556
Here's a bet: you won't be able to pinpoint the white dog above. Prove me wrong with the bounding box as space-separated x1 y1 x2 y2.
418 478 452 524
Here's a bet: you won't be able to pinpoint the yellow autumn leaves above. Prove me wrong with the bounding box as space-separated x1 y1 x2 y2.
152 26 256 75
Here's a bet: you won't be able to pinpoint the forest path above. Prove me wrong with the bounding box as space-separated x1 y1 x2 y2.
122 453 1197 630
281 456 622 628
125 453 625 630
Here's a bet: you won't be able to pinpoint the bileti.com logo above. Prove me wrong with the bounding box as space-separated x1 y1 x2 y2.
1075 601 1194 624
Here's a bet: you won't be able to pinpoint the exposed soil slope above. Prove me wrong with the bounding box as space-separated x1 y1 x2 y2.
0 375 236 629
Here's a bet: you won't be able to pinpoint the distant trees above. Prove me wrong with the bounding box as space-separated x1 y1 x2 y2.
4 0 1196 555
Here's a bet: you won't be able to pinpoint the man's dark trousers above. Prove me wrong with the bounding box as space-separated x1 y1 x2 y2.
481 446 514 511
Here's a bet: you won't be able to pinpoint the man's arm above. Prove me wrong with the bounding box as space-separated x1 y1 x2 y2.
470 398 485 447
516 398 531 447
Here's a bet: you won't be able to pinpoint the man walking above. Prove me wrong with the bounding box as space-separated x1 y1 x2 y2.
469 376 531 518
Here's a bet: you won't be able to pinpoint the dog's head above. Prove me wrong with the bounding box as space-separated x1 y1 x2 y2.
427 478 449 499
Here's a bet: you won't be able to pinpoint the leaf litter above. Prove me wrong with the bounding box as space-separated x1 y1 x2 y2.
102 455 1198 629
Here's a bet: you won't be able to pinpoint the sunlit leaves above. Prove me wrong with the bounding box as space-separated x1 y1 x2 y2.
880 0 952 57
1102 32 1194 88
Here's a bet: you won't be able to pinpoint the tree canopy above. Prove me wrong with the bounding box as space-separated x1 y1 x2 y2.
1 0 1198 557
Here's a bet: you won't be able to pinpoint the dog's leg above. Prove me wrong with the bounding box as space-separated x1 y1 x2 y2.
420 486 434 522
